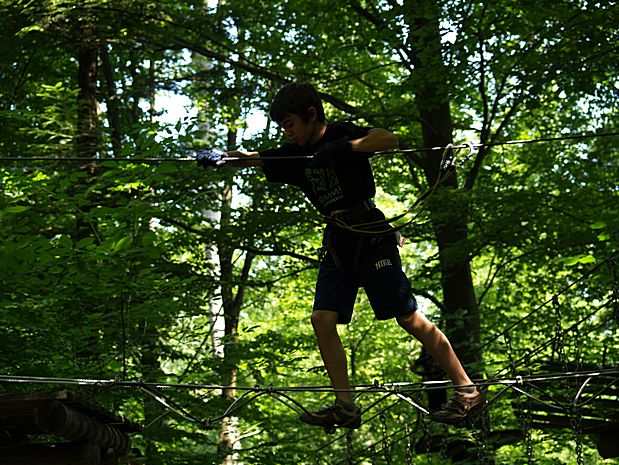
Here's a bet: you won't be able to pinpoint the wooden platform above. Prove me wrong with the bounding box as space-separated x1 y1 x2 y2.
0 390 141 465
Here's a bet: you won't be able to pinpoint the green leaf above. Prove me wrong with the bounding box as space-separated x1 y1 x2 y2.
58 235 73 249
564 254 596 266
113 236 133 252
77 237 95 248
3 206 30 214
579 255 596 264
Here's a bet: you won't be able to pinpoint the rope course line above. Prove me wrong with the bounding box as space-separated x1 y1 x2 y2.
473 251 619 357
381 130 619 154
323 142 466 237
1 130 617 458
2 360 614 462
315 399 408 464
322 368 618 465
494 297 615 377
0 130 617 163
1 369 616 431
1 369 616 395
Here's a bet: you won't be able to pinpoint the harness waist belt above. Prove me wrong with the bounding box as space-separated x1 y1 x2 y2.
329 199 376 219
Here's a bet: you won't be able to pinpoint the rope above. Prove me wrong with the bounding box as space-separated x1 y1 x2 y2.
2 369 616 395
0 130 617 164
323 143 465 237
475 251 619 356
3 367 604 461
379 130 619 155
1 368 616 435
325 368 618 464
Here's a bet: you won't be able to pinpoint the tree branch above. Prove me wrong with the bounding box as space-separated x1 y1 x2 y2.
158 216 319 264
410 288 445 313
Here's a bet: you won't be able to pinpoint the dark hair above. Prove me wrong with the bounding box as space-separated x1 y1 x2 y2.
269 82 326 123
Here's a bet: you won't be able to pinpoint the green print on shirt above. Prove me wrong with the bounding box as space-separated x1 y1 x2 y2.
305 167 344 208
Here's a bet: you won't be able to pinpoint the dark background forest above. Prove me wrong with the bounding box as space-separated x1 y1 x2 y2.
0 0 617 464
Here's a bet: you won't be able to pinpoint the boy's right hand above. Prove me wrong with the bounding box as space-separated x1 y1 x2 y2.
309 137 352 168
196 149 226 167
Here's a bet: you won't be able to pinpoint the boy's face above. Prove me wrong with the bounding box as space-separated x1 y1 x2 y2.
279 108 324 146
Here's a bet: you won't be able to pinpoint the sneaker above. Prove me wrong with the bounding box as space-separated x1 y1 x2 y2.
299 400 362 429
431 389 486 425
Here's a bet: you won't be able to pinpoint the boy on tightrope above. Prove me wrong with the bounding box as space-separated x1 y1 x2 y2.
197 82 485 429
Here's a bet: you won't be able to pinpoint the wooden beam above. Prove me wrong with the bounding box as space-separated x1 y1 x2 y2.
35 400 130 455
0 391 140 433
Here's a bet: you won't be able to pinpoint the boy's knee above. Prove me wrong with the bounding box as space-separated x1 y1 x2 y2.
396 311 418 329
311 310 339 333
397 311 437 338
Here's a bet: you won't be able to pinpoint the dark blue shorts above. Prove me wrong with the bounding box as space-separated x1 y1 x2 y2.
313 233 418 324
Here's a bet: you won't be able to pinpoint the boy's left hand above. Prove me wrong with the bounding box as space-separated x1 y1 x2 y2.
310 137 352 168
196 149 226 167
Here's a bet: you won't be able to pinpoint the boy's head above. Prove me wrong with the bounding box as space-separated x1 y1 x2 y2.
269 82 325 124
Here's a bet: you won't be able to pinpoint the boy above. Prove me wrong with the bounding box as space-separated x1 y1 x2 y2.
197 82 485 428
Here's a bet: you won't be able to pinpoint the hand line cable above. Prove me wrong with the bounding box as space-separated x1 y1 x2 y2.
1 130 616 163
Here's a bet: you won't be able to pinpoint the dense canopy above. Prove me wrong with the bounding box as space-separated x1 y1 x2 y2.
0 1 617 464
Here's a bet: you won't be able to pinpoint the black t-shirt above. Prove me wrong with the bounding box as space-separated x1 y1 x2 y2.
259 122 375 216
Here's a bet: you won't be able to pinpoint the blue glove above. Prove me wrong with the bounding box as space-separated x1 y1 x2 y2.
309 137 353 168
196 149 226 168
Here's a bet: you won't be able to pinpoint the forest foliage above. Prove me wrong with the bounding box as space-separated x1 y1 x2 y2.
0 1 618 464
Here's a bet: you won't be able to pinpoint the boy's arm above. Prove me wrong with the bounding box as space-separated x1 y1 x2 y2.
224 150 263 167
309 128 398 168
350 128 399 153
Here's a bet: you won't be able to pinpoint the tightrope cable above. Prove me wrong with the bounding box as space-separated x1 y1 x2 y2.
1 369 616 398
0 130 617 164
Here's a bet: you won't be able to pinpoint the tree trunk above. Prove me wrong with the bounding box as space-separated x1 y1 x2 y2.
76 40 98 159
405 0 482 384
216 129 240 465
140 324 167 460
100 44 122 157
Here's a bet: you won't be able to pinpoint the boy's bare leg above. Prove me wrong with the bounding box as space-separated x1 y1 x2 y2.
395 311 472 387
299 309 362 429
396 311 486 423
311 310 355 404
